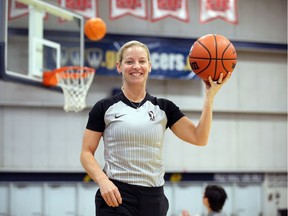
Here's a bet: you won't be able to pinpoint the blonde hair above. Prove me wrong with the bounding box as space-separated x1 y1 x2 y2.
116 40 151 64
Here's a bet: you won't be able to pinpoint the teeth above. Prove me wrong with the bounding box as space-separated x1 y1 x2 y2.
131 73 141 76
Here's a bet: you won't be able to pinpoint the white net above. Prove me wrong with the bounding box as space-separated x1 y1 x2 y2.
56 67 95 112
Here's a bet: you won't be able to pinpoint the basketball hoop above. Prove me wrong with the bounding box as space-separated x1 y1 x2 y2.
43 66 95 112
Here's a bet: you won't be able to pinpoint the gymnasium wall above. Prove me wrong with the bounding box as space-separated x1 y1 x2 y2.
104 0 287 44
0 0 286 173
0 1 287 215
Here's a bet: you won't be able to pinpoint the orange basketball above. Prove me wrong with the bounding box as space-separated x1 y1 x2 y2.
84 18 107 41
189 34 237 81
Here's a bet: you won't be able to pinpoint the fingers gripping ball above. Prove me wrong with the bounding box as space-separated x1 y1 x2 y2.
84 17 107 41
189 34 237 81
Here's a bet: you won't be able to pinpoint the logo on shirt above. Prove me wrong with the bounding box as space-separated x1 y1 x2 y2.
148 111 155 121
115 114 126 119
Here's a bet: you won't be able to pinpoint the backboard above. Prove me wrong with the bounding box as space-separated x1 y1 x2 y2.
0 0 84 87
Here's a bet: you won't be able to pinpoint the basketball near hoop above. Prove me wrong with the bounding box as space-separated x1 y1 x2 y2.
43 66 95 112
84 18 107 41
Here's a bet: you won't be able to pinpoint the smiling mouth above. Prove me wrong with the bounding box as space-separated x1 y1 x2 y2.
130 72 142 76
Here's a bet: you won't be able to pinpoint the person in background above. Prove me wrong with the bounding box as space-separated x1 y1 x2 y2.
182 184 228 216
80 40 231 216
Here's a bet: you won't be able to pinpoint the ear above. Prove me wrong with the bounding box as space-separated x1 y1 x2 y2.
203 197 209 208
148 61 152 73
116 62 122 74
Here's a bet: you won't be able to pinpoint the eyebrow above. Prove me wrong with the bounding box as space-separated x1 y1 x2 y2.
124 56 148 60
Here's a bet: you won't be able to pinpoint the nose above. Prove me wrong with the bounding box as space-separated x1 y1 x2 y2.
132 61 141 69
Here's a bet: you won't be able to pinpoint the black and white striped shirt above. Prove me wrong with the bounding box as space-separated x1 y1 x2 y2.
86 91 184 187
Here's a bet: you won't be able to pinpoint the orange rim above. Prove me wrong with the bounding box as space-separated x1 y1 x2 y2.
43 66 95 87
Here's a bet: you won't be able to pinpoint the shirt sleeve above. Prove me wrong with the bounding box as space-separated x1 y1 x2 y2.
157 98 185 128
86 100 106 132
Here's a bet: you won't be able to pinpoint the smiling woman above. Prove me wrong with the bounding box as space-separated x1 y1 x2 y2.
116 41 152 102
79 40 231 216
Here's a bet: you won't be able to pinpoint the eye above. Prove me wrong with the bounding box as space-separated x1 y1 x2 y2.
126 60 134 65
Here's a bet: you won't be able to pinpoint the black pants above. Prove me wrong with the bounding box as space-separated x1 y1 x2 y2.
95 179 169 216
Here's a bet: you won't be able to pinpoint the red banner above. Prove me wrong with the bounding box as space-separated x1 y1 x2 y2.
200 0 238 24
58 0 98 19
151 0 189 22
8 0 29 20
109 0 148 20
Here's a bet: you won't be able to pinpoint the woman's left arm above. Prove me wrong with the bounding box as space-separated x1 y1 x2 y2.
171 72 231 146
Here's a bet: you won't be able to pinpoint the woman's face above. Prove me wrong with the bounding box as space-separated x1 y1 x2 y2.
117 45 151 86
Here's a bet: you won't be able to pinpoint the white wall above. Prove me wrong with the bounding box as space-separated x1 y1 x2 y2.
0 0 287 176
100 0 287 43
0 181 265 216
0 0 287 215
8 0 287 43
0 49 286 172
